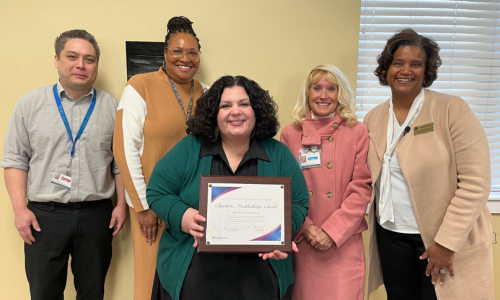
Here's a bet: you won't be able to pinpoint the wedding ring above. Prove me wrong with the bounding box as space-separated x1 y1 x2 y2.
319 247 324 250
440 269 446 274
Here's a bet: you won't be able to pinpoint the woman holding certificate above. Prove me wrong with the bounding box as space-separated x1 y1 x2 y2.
146 75 309 300
280 64 372 300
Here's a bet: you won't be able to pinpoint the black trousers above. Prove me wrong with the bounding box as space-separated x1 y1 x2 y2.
25 200 114 300
376 222 437 300
151 251 292 300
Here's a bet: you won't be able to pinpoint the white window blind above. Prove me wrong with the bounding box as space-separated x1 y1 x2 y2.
356 0 500 208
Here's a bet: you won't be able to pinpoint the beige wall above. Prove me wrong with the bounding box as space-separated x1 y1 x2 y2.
0 1 498 299
0 0 361 299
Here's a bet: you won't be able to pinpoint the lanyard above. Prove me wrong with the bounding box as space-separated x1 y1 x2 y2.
53 84 96 158
163 68 194 122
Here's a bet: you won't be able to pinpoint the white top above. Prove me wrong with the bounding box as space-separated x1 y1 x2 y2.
311 111 335 119
376 117 419 233
376 88 424 232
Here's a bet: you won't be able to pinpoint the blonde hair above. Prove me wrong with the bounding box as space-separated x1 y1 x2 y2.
291 64 358 126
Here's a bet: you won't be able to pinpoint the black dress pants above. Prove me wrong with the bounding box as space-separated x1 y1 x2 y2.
25 200 114 300
376 222 437 300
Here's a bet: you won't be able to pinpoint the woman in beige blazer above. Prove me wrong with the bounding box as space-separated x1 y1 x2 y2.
364 28 494 300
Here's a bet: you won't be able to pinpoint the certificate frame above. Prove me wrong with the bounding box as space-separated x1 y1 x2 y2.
198 175 292 253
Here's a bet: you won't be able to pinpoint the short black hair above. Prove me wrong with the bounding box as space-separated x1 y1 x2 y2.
375 28 441 87
164 16 200 50
187 76 279 141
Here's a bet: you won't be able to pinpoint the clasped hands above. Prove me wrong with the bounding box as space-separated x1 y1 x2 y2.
182 208 297 260
302 224 334 251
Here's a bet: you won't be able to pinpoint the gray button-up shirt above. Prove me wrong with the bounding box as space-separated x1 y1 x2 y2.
0 82 119 203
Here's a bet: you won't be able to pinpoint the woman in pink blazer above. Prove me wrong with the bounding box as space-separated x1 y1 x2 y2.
280 64 372 300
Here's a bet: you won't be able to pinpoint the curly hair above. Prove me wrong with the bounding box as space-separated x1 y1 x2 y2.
374 28 441 88
55 29 100 61
164 16 200 50
187 76 280 141
291 64 358 126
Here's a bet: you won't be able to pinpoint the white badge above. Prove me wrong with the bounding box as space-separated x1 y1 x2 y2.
51 172 72 189
299 147 322 169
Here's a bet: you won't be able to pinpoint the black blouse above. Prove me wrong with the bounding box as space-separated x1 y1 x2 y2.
200 137 270 176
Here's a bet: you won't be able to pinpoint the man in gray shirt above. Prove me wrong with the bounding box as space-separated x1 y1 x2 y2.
0 29 126 300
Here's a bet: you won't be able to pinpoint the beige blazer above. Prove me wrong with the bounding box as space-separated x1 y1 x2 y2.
364 89 494 300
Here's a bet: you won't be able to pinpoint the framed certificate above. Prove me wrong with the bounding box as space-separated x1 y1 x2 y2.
198 175 292 253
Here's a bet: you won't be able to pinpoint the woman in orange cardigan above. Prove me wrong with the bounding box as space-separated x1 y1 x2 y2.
113 16 205 300
280 64 372 300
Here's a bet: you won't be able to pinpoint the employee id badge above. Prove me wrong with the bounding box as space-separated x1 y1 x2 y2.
51 168 72 189
299 146 322 169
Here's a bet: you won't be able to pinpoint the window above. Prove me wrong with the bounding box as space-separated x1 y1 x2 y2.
357 0 500 211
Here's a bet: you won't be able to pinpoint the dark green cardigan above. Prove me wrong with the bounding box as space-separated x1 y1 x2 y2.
147 134 309 300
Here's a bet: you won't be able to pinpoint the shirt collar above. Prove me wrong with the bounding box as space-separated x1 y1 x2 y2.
311 111 335 119
56 81 95 102
200 137 270 162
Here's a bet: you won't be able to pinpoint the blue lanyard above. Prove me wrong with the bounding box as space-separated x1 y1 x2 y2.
53 84 96 157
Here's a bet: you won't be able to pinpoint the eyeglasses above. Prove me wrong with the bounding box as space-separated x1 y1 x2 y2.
166 48 201 61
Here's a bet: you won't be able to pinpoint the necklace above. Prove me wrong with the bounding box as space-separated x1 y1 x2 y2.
393 107 408 126
163 68 194 122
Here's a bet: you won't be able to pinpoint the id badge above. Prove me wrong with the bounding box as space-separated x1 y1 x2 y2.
299 146 322 169
51 171 72 189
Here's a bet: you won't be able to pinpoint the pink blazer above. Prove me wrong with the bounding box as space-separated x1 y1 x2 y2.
281 115 372 246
